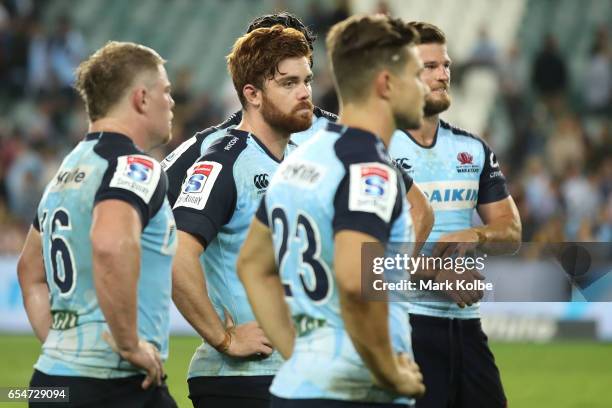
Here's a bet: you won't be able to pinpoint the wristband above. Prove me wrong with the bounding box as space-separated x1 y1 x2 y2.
214 330 232 353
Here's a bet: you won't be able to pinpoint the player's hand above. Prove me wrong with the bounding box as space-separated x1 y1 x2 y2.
102 331 164 389
433 229 480 259
223 312 273 358
393 354 426 397
434 268 485 308
433 229 485 307
374 354 425 397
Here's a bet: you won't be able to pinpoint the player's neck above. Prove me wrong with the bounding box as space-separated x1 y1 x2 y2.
338 102 395 147
408 115 439 147
89 118 151 152
237 110 290 161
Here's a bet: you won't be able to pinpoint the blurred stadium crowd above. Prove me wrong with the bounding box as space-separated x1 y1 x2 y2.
0 0 610 255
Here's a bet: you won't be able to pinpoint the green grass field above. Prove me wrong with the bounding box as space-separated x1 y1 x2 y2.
0 335 610 407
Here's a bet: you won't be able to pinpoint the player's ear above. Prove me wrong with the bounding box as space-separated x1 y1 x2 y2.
131 86 148 114
242 84 261 109
374 69 392 101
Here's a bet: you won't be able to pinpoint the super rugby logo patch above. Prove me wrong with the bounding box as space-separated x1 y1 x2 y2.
184 163 214 194
348 162 397 223
174 161 222 210
126 156 154 182
109 155 161 203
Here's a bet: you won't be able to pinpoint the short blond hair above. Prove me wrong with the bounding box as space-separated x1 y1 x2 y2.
75 41 165 121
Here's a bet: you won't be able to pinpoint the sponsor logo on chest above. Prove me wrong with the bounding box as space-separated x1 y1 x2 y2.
393 157 413 174
418 180 479 211
253 173 269 193
456 152 480 174
277 161 324 188
50 166 92 191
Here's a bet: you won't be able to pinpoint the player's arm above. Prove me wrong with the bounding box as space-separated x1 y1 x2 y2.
335 230 423 397
434 198 520 257
91 199 163 389
395 166 433 256
395 170 435 280
335 230 398 382
406 182 434 254
475 196 521 253
237 216 294 359
17 223 51 343
172 154 271 358
172 231 232 351
92 154 167 389
435 144 521 256
334 161 424 397
173 231 271 357
91 200 142 352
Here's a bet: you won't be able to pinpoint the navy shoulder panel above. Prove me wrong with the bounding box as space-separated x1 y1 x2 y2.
165 133 211 206
218 110 242 129
92 132 166 228
440 119 484 143
331 125 403 244
191 111 241 145
201 129 249 165
193 125 220 142
332 125 387 167
314 106 338 122
92 132 141 160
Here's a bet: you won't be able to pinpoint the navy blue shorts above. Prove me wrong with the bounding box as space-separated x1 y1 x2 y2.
29 369 177 408
271 396 412 407
409 314 507 408
188 375 273 408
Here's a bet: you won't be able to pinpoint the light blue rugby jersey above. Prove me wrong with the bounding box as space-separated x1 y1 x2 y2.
256 122 416 403
173 128 297 378
33 132 176 378
389 120 509 319
162 107 337 206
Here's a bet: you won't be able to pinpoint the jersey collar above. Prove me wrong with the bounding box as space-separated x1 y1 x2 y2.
398 120 440 149
326 122 383 144
227 128 285 164
84 131 136 146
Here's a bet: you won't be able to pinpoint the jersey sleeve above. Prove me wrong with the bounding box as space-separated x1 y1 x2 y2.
398 166 413 192
32 212 40 231
162 113 242 207
162 136 201 207
172 141 243 247
95 154 167 228
163 127 224 207
478 141 510 205
255 195 269 227
333 160 402 244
